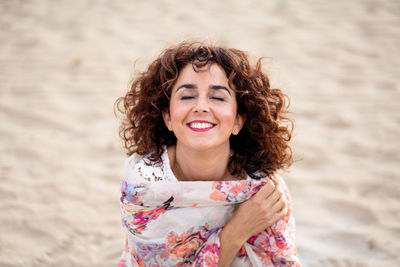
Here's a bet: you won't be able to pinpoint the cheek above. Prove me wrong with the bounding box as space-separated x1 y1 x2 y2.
218 107 238 125
169 103 187 124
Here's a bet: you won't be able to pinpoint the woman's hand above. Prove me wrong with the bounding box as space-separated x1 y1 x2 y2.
228 178 288 241
218 179 288 266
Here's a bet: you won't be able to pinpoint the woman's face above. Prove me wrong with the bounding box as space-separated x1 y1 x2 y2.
163 63 245 152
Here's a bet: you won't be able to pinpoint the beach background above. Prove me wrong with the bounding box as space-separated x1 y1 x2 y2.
1 0 399 266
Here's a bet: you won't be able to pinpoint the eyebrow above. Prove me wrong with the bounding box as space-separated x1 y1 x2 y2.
176 84 231 95
210 85 231 95
176 84 196 91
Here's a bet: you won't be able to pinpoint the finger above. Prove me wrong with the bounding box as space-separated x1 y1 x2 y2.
262 196 284 224
270 197 286 214
275 204 289 222
255 179 275 200
270 174 278 186
268 206 287 227
265 187 282 206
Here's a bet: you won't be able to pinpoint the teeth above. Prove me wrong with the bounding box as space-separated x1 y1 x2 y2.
190 122 214 129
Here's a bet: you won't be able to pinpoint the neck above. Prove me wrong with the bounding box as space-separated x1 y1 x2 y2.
169 143 233 181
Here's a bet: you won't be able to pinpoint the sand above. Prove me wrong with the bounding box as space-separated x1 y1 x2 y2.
0 0 399 266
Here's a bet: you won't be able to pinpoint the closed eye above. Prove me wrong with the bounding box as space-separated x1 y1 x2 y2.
181 96 195 100
211 97 225 101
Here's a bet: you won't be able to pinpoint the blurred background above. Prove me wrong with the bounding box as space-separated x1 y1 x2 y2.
0 0 399 266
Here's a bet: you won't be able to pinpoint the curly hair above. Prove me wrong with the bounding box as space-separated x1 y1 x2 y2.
114 41 293 179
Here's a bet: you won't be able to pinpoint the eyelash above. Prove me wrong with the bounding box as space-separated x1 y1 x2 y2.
181 96 225 101
181 96 194 100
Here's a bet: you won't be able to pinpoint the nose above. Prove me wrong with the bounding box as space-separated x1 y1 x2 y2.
193 96 209 113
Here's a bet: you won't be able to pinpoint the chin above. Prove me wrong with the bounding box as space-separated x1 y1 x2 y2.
180 140 228 152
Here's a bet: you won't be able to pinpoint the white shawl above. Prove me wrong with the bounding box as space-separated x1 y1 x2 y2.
119 150 301 267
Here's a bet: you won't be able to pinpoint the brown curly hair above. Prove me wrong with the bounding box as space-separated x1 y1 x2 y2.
114 41 293 179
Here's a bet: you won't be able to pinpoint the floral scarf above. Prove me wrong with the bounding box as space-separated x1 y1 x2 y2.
118 152 301 267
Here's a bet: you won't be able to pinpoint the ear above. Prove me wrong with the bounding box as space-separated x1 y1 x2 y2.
162 110 173 131
232 113 246 135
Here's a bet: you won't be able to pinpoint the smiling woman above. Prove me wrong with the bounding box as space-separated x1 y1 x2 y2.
163 63 244 163
114 42 301 266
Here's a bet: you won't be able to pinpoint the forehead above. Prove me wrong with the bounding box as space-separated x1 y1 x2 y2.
175 63 229 85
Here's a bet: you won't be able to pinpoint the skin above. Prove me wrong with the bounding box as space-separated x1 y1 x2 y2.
163 63 244 181
163 63 287 266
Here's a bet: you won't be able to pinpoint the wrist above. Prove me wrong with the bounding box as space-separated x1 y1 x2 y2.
221 221 247 250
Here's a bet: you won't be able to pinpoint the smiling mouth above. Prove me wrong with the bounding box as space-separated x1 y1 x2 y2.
187 122 216 131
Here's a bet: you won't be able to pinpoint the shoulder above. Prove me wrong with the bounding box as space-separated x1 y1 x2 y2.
272 173 292 203
248 172 288 187
251 172 293 203
273 173 290 192
269 173 296 234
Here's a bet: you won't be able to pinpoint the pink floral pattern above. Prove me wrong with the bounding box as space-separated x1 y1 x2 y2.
122 196 174 235
194 243 220 267
209 180 265 202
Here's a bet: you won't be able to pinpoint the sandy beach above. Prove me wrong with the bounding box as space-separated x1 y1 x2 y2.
0 0 399 266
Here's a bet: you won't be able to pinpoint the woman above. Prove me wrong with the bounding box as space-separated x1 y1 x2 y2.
115 42 301 266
